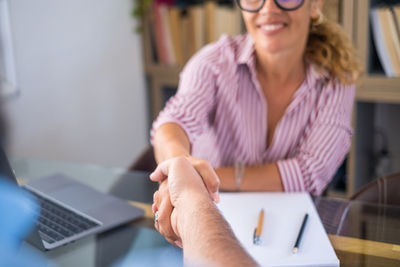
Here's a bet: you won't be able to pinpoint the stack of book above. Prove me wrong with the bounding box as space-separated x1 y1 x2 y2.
150 0 242 65
370 5 400 77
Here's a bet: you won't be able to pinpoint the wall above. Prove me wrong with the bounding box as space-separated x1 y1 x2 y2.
4 0 148 168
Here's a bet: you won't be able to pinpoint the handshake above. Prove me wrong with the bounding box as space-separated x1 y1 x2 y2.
150 156 220 247
149 157 257 266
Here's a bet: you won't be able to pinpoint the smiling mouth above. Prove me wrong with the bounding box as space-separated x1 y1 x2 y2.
258 23 286 35
260 24 285 31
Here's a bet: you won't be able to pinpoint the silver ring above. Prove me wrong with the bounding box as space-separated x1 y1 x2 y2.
154 211 159 223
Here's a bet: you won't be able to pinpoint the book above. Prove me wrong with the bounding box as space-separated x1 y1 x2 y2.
392 5 400 35
189 5 206 54
168 7 185 65
159 4 176 65
150 2 241 64
205 1 217 43
185 7 197 59
391 6 400 56
180 11 191 63
152 3 176 65
152 3 169 64
370 7 400 76
218 193 339 267
205 2 241 43
214 5 241 41
389 7 400 75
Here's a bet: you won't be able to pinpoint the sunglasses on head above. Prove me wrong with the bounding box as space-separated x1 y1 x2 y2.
236 0 304 12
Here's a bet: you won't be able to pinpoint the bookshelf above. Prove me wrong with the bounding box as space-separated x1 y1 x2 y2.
142 0 400 199
354 0 400 103
342 0 400 198
141 7 181 120
142 0 242 120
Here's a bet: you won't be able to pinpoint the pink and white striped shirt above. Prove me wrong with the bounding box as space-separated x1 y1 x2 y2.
151 34 355 195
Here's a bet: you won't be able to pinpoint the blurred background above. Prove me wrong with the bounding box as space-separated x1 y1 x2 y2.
1 0 400 198
1 0 147 168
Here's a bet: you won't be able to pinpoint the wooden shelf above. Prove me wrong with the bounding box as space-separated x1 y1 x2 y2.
145 64 182 79
357 75 400 103
326 190 348 200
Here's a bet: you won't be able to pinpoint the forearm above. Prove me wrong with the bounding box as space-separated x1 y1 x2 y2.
216 163 284 192
178 195 257 266
153 123 191 163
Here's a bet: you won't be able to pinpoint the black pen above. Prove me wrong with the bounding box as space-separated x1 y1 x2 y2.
292 213 309 254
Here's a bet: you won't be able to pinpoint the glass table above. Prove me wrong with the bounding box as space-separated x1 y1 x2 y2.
13 158 400 267
314 197 400 267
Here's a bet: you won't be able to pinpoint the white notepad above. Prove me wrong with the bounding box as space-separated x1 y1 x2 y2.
217 193 339 267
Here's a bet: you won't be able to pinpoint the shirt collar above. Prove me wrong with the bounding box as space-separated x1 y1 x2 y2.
235 34 328 85
305 59 330 88
291 61 328 100
236 34 256 66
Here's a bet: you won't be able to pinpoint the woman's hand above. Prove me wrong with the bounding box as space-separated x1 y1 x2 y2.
152 180 182 246
182 155 220 202
153 123 220 201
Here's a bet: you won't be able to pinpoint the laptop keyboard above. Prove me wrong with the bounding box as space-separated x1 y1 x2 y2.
30 191 100 244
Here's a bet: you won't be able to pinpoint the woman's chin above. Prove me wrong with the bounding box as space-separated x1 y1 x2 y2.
256 43 287 55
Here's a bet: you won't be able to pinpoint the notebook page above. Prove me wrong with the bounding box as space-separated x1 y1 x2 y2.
218 193 339 267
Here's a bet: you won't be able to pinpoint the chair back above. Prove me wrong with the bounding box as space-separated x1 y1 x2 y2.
128 146 157 172
350 172 400 206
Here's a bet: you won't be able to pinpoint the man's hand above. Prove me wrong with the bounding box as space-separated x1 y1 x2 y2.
150 157 258 266
150 157 216 245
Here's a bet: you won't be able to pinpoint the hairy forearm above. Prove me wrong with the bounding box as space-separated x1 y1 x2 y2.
178 196 258 267
153 123 191 163
216 163 284 192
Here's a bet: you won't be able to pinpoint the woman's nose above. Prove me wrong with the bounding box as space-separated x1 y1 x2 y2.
259 0 282 14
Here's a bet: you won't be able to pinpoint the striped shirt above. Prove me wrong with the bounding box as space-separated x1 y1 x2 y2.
151 34 355 195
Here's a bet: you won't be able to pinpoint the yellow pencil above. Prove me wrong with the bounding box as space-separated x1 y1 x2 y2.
253 209 264 245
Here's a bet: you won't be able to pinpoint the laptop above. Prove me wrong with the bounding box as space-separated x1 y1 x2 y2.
0 148 145 251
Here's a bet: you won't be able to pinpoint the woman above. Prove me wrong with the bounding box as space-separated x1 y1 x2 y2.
151 0 361 244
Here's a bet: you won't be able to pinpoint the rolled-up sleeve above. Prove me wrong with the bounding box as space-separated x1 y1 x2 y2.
150 48 218 144
277 82 355 195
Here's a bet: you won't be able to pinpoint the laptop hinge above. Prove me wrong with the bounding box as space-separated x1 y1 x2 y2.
25 226 47 251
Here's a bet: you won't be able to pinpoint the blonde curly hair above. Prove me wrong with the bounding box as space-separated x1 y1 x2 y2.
306 18 362 85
